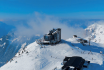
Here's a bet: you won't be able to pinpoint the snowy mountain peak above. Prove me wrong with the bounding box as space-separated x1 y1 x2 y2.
85 23 104 44
1 23 104 70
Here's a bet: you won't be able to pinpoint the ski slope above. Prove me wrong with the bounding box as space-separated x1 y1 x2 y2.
0 37 104 70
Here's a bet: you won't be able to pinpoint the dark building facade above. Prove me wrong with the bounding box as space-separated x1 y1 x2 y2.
73 35 77 38
43 28 61 44
77 39 88 43
62 56 86 70
36 28 61 44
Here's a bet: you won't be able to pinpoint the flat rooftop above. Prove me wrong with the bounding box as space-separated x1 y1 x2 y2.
62 56 85 70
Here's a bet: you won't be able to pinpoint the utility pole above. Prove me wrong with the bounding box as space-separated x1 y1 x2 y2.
89 38 91 46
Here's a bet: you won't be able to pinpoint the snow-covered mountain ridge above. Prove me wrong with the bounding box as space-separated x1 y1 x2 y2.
85 23 104 44
0 32 40 67
1 23 104 70
0 37 104 70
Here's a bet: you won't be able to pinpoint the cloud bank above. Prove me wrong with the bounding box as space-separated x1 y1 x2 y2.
13 12 85 39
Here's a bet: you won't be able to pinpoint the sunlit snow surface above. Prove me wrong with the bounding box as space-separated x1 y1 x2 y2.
85 23 104 45
0 37 104 70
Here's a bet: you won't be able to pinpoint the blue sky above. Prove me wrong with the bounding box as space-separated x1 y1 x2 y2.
0 0 104 38
0 0 104 19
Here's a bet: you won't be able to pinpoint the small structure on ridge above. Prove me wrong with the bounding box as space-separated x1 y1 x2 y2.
73 35 77 38
62 56 90 70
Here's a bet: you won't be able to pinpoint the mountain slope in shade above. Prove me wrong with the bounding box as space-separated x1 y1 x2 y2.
0 21 15 37
0 32 40 67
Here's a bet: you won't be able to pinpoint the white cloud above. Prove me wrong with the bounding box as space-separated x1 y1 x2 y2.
14 12 85 39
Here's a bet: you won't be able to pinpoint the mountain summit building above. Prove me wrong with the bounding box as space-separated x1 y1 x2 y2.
36 28 61 44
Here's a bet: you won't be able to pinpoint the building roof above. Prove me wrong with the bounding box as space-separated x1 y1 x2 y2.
62 56 85 69
73 35 77 37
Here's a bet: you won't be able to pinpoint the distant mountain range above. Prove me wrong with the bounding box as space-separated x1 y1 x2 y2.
0 29 40 67
0 21 15 37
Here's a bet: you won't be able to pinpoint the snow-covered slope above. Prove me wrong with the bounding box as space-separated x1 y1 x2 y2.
85 23 104 44
1 23 104 70
0 32 40 67
0 37 104 70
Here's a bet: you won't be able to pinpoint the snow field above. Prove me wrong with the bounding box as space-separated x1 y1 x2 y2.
0 37 104 70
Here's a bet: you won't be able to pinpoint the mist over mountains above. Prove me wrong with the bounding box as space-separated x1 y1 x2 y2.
0 22 104 70
0 21 15 37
